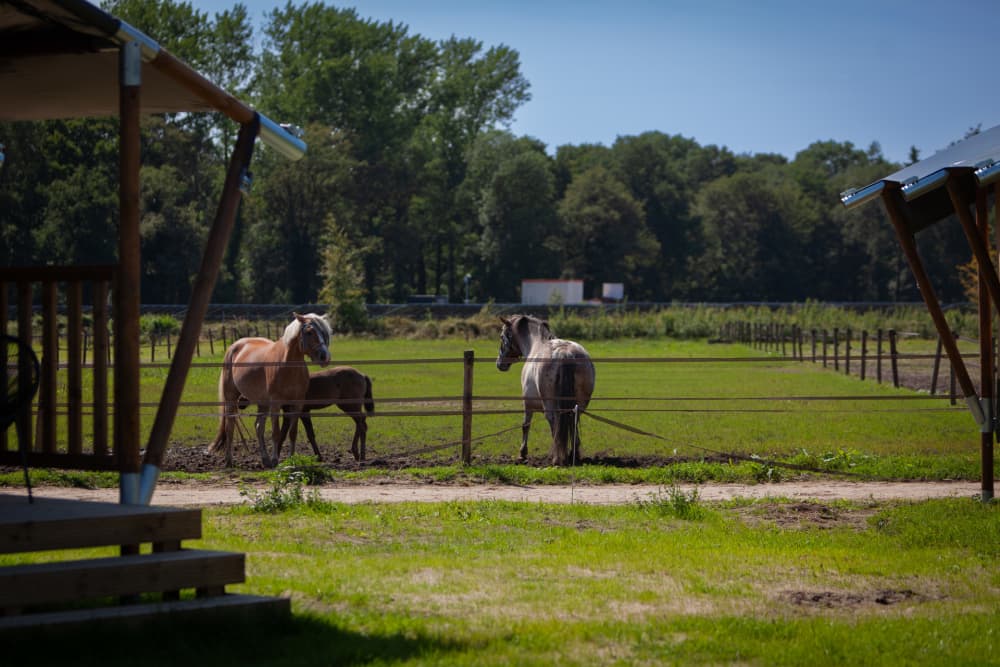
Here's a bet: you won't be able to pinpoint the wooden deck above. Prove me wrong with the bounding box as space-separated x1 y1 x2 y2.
0 493 289 631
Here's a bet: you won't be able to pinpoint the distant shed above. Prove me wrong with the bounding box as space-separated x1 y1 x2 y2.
521 279 584 305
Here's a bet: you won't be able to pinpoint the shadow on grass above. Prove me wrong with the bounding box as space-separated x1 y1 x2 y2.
5 611 469 666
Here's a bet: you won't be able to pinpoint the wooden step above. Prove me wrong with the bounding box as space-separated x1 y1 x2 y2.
0 549 245 609
0 494 201 554
0 594 290 633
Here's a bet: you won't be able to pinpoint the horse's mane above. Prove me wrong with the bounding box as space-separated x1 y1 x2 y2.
515 314 554 341
282 313 332 346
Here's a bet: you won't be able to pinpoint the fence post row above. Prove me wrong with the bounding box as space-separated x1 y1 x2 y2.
728 320 968 396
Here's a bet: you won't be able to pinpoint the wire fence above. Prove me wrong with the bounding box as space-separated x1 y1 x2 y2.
12 331 972 471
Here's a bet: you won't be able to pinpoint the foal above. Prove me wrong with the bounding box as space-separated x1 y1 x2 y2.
209 313 332 468
285 366 374 461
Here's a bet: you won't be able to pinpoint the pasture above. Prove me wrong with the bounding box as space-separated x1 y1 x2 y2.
5 497 999 665
143 335 980 480
5 330 999 665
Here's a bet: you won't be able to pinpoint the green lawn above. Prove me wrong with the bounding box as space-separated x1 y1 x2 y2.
153 337 977 468
6 496 1000 666
9 335 987 486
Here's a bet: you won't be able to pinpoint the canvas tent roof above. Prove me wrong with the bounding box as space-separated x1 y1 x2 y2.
840 123 1000 233
0 0 305 160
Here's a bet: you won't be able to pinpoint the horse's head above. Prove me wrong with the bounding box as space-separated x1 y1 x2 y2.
496 316 521 371
292 312 332 367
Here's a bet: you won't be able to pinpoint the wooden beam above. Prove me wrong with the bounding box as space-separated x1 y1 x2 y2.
880 187 983 423
142 117 260 480
116 42 142 486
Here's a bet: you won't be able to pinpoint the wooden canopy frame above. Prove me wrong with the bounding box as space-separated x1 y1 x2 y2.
0 0 307 504
842 127 1000 502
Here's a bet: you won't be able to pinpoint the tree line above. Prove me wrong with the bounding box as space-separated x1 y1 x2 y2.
0 0 978 327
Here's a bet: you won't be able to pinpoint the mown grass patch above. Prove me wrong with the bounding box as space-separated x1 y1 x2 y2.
6 497 998 665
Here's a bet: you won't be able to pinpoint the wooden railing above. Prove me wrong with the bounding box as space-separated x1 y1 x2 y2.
0 266 119 470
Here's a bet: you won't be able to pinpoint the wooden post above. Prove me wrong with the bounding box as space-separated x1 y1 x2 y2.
40 280 57 454
822 330 828 368
931 336 943 395
860 330 868 381
462 350 474 464
877 329 883 383
811 329 817 363
117 41 143 495
833 328 840 372
17 282 32 455
93 280 109 457
889 329 899 388
67 281 83 456
845 329 852 376
208 328 214 355
142 118 261 485
881 186 979 413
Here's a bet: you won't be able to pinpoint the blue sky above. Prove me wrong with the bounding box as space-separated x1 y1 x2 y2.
190 0 1000 165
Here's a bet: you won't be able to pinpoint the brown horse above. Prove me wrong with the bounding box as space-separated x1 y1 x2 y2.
284 366 374 461
209 312 332 468
496 314 595 465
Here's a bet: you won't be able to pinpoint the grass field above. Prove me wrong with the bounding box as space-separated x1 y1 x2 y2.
157 336 982 475
5 496 999 666
6 334 991 487
6 333 1000 665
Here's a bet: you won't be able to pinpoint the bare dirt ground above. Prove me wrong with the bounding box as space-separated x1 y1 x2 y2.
25 478 984 508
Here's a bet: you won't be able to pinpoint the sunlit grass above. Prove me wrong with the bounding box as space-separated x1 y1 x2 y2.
7 497 998 665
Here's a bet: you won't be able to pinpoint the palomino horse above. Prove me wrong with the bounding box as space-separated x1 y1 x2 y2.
283 366 375 461
209 313 332 468
496 314 595 465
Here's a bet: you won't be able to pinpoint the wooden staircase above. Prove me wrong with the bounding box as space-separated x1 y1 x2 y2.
0 493 288 631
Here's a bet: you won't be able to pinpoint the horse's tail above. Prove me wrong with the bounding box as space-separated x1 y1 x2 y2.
364 374 375 414
554 359 578 461
208 343 238 454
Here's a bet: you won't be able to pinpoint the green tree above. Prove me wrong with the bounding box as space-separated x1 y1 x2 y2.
552 166 660 299
462 132 556 301
318 215 368 332
693 169 815 300
239 123 357 303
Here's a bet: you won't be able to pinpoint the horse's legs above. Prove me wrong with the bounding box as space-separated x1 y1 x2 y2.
254 413 272 468
543 407 565 466
348 415 366 461
272 409 293 466
357 417 367 461
519 406 534 461
301 415 323 460
222 404 236 467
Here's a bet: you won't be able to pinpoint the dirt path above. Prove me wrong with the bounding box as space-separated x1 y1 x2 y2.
23 479 985 507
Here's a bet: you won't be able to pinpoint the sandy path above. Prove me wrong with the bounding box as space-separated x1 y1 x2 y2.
23 480 985 507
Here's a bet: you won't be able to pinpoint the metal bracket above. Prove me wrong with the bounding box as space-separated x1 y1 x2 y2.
966 395 986 429
979 398 995 434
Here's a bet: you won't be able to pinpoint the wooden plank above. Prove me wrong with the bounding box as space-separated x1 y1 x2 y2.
0 549 245 607
0 495 201 554
0 593 289 634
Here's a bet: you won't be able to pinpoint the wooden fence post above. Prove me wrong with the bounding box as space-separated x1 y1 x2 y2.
462 350 474 464
889 329 899 388
860 330 868 380
931 335 944 395
833 328 840 371
845 329 852 376
208 328 215 355
877 329 883 383
822 330 828 368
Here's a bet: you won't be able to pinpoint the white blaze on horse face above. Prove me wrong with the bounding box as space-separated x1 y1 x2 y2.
496 326 517 371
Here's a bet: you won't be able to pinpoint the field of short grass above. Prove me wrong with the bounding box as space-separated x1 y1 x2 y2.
156 336 982 476
6 496 1000 666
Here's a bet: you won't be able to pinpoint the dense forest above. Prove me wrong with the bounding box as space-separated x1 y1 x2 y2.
0 0 980 317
